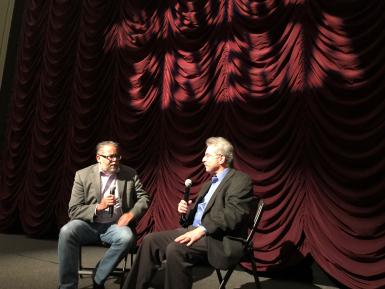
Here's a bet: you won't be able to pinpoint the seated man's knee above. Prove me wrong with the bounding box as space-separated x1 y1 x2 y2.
137 231 164 252
117 228 136 248
59 219 83 242
141 231 158 245
106 225 135 251
165 242 185 260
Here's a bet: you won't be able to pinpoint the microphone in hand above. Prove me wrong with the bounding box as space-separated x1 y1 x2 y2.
180 179 192 225
109 187 115 217
183 179 192 202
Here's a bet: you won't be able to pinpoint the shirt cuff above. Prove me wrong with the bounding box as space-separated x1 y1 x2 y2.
199 225 208 234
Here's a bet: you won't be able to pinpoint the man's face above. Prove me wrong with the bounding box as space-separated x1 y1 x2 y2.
202 145 224 174
96 144 120 174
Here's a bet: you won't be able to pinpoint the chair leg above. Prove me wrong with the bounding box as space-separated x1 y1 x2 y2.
217 262 260 289
119 255 128 289
119 271 125 289
78 246 93 277
78 246 82 275
218 267 235 289
216 269 223 283
130 251 135 267
122 255 128 273
250 257 261 289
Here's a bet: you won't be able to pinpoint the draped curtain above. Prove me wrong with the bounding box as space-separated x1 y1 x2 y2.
0 0 384 288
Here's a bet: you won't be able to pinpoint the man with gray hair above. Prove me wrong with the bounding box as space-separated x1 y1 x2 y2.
58 141 150 289
122 136 253 289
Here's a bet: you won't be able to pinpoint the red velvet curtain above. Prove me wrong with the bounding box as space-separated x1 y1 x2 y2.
1 0 384 288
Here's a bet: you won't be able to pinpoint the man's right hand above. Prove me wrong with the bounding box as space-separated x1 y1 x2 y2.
96 195 115 211
178 200 192 214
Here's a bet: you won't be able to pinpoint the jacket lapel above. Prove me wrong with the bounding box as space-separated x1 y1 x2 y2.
196 181 211 202
116 171 125 200
189 181 211 215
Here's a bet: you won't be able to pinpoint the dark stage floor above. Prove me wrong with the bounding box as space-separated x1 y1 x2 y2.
0 233 340 289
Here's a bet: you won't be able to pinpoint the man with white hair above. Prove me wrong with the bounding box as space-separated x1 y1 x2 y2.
122 136 253 289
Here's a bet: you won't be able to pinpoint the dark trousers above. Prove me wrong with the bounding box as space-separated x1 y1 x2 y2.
122 227 208 289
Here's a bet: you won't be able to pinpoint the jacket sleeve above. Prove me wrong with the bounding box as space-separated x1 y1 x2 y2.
127 173 150 220
68 170 98 222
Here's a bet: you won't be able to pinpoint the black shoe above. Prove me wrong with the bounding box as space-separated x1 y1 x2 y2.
93 279 105 289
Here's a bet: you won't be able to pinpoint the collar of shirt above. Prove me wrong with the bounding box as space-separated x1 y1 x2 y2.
99 167 120 176
100 171 113 177
214 167 230 183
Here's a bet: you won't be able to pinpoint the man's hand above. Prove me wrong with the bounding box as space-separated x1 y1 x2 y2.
174 226 206 246
178 200 192 214
117 212 134 227
96 195 115 211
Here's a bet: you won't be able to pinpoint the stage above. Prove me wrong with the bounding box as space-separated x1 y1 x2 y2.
0 233 340 289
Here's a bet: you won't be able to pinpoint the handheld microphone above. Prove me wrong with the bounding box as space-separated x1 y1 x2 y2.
180 179 192 225
183 179 192 202
109 187 115 217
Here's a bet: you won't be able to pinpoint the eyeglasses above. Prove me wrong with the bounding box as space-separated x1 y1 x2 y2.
204 153 222 159
98 154 122 161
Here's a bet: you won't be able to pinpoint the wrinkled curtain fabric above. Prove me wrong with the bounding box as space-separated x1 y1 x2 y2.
0 1 384 288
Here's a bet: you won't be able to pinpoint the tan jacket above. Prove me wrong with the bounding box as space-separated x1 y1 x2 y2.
68 164 150 224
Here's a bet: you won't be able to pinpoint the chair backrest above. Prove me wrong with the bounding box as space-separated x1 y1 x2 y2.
245 199 264 245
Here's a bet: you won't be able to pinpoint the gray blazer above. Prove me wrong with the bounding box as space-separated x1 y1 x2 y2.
68 164 150 224
182 168 253 269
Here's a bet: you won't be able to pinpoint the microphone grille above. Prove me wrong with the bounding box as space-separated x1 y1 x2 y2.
185 179 192 187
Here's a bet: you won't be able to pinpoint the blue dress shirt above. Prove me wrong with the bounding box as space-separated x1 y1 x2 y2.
192 168 230 229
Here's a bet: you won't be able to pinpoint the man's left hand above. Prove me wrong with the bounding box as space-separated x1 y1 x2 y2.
174 226 206 246
117 212 134 227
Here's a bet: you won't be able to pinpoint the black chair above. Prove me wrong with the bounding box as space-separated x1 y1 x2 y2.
78 242 135 288
215 198 264 289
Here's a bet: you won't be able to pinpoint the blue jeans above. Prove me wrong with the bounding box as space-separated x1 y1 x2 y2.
58 219 135 289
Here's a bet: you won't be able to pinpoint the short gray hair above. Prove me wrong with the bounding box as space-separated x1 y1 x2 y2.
96 141 120 154
206 137 233 166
